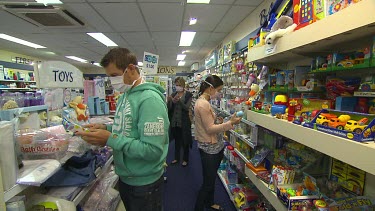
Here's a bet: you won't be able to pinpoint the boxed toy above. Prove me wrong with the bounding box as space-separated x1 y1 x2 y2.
294 66 324 92
304 109 375 142
288 98 334 122
311 56 331 72
372 36 375 67
332 47 371 70
285 70 295 91
327 196 375 210
326 0 349 16
224 41 235 63
277 183 319 210
218 47 224 65
269 165 296 192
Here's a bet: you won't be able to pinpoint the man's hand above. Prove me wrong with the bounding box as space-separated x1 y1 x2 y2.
75 129 111 146
83 124 106 130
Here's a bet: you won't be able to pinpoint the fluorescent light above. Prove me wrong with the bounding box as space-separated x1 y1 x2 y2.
0 34 46 48
178 61 186 66
176 54 186 61
66 56 87 63
35 0 63 4
93 63 101 67
138 62 143 66
179 31 196 47
189 17 197 25
182 50 188 54
187 0 210 3
87 33 118 47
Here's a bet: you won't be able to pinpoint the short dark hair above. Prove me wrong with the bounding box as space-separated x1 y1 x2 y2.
198 75 223 96
100 47 138 72
174 77 185 87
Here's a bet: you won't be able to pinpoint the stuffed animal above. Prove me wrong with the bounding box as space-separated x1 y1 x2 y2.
246 84 261 105
2 100 18 110
69 96 88 121
265 16 297 46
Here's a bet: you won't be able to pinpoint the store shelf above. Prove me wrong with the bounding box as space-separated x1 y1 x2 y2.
230 130 256 148
234 148 250 163
72 155 113 206
247 110 375 175
247 0 375 64
354 92 375 97
244 168 287 211
217 171 242 211
3 151 76 202
0 80 36 83
0 88 31 90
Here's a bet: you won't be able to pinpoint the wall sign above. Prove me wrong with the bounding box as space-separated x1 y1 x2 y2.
143 52 159 75
35 61 84 88
157 66 176 75
11 56 34 65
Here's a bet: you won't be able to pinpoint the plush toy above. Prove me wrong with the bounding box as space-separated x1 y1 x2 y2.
265 16 297 46
69 96 88 121
246 84 261 105
2 100 18 110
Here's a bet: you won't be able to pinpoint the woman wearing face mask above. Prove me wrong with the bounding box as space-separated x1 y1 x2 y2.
194 75 242 211
167 77 193 167
75 48 169 211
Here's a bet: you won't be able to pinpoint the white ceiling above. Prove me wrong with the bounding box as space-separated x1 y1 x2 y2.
0 0 262 71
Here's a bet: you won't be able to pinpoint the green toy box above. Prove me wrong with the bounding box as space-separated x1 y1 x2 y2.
332 46 371 71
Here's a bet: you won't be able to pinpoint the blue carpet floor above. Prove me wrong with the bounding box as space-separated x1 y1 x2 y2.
163 140 237 211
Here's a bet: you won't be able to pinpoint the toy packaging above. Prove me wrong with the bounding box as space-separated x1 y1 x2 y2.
293 0 319 30
294 66 320 92
326 0 349 16
311 56 331 72
224 41 235 63
304 109 375 142
330 158 366 195
372 36 375 67
331 47 371 70
269 165 296 192
326 196 375 210
250 147 271 167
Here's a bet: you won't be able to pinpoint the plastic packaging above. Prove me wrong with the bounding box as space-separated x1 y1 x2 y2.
26 194 75 210
24 92 33 107
15 128 70 160
17 159 61 186
0 120 18 191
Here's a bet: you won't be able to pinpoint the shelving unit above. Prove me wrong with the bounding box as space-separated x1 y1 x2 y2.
244 168 287 211
247 110 375 176
72 155 113 206
230 130 256 148
234 148 250 163
247 0 375 64
217 171 241 211
0 80 36 83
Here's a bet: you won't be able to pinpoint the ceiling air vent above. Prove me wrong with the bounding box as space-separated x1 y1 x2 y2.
2 5 84 27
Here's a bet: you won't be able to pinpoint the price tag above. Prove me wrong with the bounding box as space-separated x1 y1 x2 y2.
143 52 159 75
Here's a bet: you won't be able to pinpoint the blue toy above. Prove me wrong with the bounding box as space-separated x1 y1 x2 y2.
236 111 244 117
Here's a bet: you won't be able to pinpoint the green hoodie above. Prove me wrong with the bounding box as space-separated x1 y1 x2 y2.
106 82 169 186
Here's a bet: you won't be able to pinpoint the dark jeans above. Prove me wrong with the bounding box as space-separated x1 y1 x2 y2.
194 148 224 211
119 176 164 211
172 127 189 162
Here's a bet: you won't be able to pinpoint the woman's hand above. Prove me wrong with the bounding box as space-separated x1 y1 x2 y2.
230 113 242 125
83 123 106 130
217 116 224 124
172 95 180 103
75 129 111 146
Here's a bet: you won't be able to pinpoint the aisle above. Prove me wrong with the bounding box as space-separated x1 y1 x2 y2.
164 140 237 211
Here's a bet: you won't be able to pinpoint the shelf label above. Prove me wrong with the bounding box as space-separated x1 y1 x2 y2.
143 52 159 75
265 43 277 55
36 61 84 88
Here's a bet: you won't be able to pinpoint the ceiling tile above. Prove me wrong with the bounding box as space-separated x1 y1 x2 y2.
87 0 135 2
140 3 184 32
209 0 235 4
214 6 255 33
234 0 263 6
122 32 154 47
64 3 113 32
183 4 230 31
92 3 147 32
152 32 179 47
0 10 46 34
138 0 181 2
190 32 210 47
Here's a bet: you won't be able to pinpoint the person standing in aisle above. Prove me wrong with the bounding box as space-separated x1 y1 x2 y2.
75 47 169 211
167 77 193 167
194 75 242 211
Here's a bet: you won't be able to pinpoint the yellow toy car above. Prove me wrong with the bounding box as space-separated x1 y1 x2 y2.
344 118 368 134
316 113 337 126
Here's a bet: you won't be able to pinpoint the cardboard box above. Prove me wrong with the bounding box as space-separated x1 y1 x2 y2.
277 183 319 210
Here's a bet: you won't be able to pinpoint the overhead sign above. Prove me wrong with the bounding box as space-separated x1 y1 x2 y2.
35 61 84 88
157 66 176 75
143 52 159 75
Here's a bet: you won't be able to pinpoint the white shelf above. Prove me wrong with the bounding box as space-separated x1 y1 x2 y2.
217 171 241 211
72 155 113 206
0 88 31 90
247 0 375 64
234 148 250 163
354 92 375 97
244 168 287 211
247 110 375 175
3 151 76 202
230 130 256 148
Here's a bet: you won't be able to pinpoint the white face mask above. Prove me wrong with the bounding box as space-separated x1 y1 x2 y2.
175 86 184 92
109 69 141 93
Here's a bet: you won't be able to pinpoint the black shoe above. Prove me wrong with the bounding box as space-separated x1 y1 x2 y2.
170 160 178 165
182 161 188 167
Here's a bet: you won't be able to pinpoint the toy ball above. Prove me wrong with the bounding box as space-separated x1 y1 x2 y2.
236 111 244 117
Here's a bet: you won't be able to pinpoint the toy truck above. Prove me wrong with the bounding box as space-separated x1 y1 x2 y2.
359 75 375 92
316 113 337 126
328 115 351 130
344 118 369 134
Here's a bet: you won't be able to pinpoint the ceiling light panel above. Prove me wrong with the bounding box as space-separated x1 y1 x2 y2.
66 56 87 63
189 17 197 25
178 61 186 66
179 31 196 46
0 34 46 49
87 33 118 47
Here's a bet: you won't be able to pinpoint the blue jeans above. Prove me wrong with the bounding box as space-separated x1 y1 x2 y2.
119 176 164 211
194 148 224 211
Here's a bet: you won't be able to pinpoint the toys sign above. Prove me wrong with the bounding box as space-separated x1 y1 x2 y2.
35 61 84 88
143 52 159 75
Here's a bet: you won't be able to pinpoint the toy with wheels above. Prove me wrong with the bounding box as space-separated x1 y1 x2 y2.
344 118 368 134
